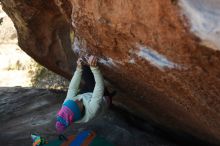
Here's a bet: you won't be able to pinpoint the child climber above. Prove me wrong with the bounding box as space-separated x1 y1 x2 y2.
56 55 113 134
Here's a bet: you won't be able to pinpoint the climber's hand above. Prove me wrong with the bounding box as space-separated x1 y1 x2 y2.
77 58 83 68
88 55 98 67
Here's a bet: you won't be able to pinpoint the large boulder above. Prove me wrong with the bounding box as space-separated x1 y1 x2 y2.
1 0 220 144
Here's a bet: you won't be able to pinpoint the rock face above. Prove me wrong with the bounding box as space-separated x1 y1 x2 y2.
1 0 220 144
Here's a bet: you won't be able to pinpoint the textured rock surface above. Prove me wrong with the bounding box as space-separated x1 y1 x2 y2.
1 0 220 145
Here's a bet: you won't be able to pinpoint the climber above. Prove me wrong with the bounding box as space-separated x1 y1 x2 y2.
56 55 115 134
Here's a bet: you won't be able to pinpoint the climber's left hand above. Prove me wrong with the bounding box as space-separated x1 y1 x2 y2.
88 55 98 67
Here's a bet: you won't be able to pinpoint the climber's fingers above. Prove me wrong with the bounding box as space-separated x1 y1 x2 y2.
88 55 98 67
77 58 83 67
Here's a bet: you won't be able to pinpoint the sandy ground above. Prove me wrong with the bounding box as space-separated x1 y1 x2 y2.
0 4 69 88
0 44 33 87
0 5 33 87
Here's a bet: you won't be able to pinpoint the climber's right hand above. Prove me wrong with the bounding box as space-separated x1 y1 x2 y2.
77 58 83 68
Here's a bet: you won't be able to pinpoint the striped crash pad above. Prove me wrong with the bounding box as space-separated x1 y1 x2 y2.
43 131 114 146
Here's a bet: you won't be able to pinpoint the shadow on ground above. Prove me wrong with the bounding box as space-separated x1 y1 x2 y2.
0 87 212 146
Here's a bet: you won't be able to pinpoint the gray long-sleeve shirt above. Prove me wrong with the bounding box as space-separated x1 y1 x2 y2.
64 67 107 123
